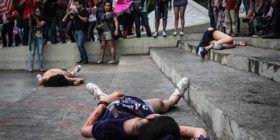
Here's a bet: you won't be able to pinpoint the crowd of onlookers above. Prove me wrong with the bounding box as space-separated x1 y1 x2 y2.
0 0 279 71
208 0 279 38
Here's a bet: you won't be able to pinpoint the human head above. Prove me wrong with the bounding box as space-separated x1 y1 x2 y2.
43 74 72 87
35 6 43 16
137 116 180 140
103 1 113 12
76 0 85 10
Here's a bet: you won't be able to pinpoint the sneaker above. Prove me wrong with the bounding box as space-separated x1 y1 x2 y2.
96 60 103 64
179 31 184 36
153 32 158 38
172 32 177 36
107 60 115 64
86 83 108 100
198 47 208 59
170 77 190 98
70 65 81 75
163 31 167 37
37 74 43 82
213 42 222 50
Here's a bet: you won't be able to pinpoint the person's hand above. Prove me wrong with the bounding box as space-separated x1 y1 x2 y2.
73 78 84 85
103 92 124 103
114 30 119 36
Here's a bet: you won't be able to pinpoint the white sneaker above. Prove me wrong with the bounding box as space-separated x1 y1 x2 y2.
172 32 177 36
153 32 158 38
70 65 81 75
163 31 167 37
86 83 108 100
36 74 43 82
179 31 184 36
170 77 190 99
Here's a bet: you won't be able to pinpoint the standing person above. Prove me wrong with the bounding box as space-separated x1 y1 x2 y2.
28 7 46 72
97 1 119 64
1 5 19 47
208 0 217 28
225 0 240 36
80 77 209 140
132 0 152 38
263 0 280 38
63 0 77 43
88 6 97 42
43 0 58 45
19 0 36 46
153 0 172 37
172 0 188 36
56 0 67 44
65 0 89 64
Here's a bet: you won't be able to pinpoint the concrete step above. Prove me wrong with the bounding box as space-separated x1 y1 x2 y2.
182 33 280 51
0 35 179 70
150 48 280 140
179 40 280 84
108 55 212 139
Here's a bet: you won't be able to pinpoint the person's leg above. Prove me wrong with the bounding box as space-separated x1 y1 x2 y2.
28 38 36 71
37 37 44 70
77 31 88 62
22 19 30 45
173 7 180 34
179 7 186 32
98 40 106 62
107 40 115 63
1 23 7 47
146 77 190 113
231 9 239 36
88 21 94 41
50 17 58 44
208 0 216 28
133 11 142 38
212 30 234 45
225 9 232 35
162 4 168 32
141 12 152 37
57 16 66 43
7 22 15 47
154 5 161 34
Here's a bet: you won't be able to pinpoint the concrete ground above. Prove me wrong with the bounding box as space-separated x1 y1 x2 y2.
0 56 210 140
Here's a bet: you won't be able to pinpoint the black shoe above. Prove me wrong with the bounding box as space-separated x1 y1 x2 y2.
83 60 89 64
198 47 208 59
262 33 280 39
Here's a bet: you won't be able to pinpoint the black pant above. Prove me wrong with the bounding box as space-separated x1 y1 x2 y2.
1 22 15 47
88 21 96 41
272 0 280 33
57 16 66 43
22 19 30 45
133 11 152 37
44 17 57 44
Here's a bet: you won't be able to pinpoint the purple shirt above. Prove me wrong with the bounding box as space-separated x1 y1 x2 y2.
92 96 153 140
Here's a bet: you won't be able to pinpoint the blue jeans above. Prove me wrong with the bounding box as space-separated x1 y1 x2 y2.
66 20 76 42
28 37 44 70
75 31 88 61
133 11 152 37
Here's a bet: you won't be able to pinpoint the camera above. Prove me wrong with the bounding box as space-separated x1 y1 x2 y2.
70 9 79 17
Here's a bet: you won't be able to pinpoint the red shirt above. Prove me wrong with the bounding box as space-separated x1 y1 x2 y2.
20 0 36 19
226 0 238 10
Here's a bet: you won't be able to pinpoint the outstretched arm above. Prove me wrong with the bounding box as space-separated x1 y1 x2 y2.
179 126 208 139
81 92 125 138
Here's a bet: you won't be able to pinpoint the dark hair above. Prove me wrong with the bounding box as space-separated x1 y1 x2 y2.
137 116 180 140
77 0 86 7
103 1 113 12
43 74 71 87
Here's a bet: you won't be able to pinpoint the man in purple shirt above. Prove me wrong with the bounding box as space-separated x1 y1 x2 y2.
80 77 209 140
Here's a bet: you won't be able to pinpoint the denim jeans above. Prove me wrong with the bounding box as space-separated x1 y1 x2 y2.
75 30 88 61
57 16 66 43
22 19 30 45
66 20 76 42
133 11 152 37
28 37 44 70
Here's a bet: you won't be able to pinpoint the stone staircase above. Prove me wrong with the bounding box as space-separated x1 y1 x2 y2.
149 35 280 139
179 33 280 84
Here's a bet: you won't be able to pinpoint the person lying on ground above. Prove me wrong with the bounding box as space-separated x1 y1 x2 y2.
197 27 247 59
36 65 84 87
80 77 209 140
